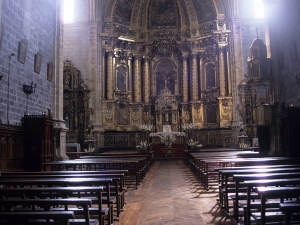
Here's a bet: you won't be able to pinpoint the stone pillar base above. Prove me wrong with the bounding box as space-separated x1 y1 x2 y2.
53 120 69 161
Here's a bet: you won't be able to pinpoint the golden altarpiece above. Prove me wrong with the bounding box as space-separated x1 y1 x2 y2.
63 60 94 151
99 0 238 149
238 37 275 152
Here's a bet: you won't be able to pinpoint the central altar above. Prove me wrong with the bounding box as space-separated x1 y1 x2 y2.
150 131 185 144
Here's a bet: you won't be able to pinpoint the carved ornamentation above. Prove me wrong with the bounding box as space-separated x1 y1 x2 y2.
184 0 197 22
131 0 142 24
202 88 219 105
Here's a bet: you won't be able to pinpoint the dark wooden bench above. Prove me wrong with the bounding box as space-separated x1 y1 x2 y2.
0 186 107 225
219 167 300 218
0 177 114 225
252 186 300 225
232 172 300 224
279 202 300 225
0 211 74 225
0 198 95 225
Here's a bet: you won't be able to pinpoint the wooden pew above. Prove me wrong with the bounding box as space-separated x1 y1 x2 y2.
243 178 300 225
252 186 300 225
0 177 114 225
219 166 300 217
0 186 106 225
0 198 94 225
279 202 300 225
1 173 124 219
0 211 75 225
233 170 300 223
43 158 144 188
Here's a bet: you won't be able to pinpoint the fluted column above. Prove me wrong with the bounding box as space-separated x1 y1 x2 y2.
226 46 232 96
134 56 141 102
199 53 204 99
107 51 114 100
182 55 189 102
143 58 150 103
191 54 198 101
218 47 226 97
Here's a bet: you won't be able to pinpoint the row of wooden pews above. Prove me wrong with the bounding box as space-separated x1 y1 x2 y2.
185 149 300 225
0 151 153 225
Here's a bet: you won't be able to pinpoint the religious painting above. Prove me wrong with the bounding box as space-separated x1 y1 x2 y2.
47 62 54 82
149 0 179 28
113 0 134 26
206 63 215 89
0 24 4 51
117 106 129 125
155 60 176 95
34 51 42 74
256 84 267 102
18 39 28 64
116 66 126 91
192 0 216 23
289 40 298 62
206 105 217 123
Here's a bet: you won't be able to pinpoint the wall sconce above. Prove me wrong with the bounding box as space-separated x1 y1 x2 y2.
23 81 37 95
296 72 300 88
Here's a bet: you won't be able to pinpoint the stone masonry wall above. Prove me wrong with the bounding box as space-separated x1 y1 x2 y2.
0 0 56 125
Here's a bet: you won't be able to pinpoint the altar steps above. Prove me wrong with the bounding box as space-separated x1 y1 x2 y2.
151 143 186 159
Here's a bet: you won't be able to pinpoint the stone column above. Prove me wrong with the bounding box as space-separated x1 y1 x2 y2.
199 53 204 99
102 49 106 99
128 56 133 102
52 1 68 160
107 51 114 100
191 54 198 101
182 55 189 102
219 47 226 97
143 58 150 103
226 46 232 96
133 56 141 102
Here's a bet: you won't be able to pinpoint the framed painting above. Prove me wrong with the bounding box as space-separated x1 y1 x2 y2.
18 39 28 64
47 62 54 82
0 24 4 50
34 51 42 74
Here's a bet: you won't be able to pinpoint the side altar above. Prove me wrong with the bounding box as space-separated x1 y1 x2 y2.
150 132 186 158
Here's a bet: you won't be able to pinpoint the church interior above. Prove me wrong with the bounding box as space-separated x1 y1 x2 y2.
0 0 300 224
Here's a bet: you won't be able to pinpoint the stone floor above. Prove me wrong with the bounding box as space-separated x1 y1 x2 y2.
115 159 234 225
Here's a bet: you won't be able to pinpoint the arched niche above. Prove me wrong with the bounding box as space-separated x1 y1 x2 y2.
154 60 177 95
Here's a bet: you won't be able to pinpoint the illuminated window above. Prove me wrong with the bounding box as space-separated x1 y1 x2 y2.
255 0 264 18
63 0 75 24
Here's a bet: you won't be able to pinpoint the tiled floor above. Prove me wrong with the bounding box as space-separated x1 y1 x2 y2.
115 159 233 225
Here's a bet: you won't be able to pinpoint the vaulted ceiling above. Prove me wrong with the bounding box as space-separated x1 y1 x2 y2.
102 0 226 28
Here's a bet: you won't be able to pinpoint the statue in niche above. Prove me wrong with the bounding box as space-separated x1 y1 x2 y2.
156 61 176 94
64 73 71 88
206 64 215 88
64 112 70 129
206 105 217 123
117 66 126 91
118 107 129 125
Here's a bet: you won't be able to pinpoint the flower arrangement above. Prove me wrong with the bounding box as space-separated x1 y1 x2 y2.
136 141 152 152
239 142 250 149
182 123 198 131
187 139 203 151
159 133 176 147
137 124 153 132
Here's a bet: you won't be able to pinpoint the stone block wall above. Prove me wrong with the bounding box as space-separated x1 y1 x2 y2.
0 0 56 125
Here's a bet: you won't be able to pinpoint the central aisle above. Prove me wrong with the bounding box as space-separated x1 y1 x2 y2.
116 160 233 225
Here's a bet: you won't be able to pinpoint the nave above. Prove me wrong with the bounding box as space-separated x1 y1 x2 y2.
116 160 230 225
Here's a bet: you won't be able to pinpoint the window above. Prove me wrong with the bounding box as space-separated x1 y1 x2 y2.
63 0 75 24
255 0 264 18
